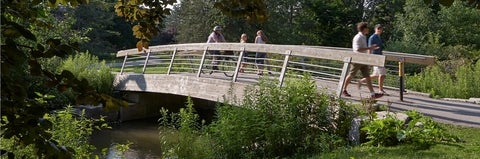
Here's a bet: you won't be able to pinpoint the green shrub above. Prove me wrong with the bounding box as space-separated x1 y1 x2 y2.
208 76 357 158
361 110 458 149
159 97 216 159
1 105 109 158
158 76 359 158
407 60 480 98
60 52 114 94
361 114 404 146
44 106 110 158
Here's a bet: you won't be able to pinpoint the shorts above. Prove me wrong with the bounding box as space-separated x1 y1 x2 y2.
210 50 220 65
348 64 370 78
372 66 387 76
255 52 266 64
242 51 250 62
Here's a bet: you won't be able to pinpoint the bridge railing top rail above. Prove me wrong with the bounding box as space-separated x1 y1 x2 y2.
117 43 386 66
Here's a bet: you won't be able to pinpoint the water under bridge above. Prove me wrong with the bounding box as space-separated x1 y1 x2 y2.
113 43 480 127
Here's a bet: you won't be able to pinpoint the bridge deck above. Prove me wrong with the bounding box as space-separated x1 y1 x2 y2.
116 72 480 128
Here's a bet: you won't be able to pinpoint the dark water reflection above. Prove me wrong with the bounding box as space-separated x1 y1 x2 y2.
90 118 162 159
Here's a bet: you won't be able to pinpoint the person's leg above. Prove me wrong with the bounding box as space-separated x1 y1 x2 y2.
342 64 360 97
255 52 266 74
343 75 353 90
379 75 386 92
359 75 378 86
361 66 383 98
240 52 248 73
360 66 375 93
211 51 220 70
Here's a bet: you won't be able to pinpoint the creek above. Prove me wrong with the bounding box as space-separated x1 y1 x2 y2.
90 118 163 159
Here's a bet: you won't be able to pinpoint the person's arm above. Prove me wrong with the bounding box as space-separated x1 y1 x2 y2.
255 36 259 43
355 37 377 53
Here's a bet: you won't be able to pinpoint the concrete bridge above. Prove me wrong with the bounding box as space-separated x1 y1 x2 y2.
113 43 480 127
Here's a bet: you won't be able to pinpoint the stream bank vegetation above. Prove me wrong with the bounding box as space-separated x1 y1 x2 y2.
158 76 472 159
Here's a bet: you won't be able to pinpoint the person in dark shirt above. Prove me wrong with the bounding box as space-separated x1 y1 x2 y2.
359 24 388 95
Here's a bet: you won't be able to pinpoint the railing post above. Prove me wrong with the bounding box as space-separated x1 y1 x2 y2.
120 53 128 75
232 47 245 82
167 47 177 75
279 50 292 87
197 46 209 77
399 57 405 101
142 50 151 74
336 57 352 98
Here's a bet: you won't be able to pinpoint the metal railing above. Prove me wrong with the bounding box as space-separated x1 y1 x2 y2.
116 43 434 100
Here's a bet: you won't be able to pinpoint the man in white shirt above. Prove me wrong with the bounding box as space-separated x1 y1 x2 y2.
342 22 383 99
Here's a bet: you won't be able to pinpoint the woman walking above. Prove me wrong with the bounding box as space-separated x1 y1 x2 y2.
255 30 268 75
239 33 249 73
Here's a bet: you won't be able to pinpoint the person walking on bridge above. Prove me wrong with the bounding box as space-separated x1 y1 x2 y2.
342 22 383 99
207 26 226 74
254 30 271 75
359 24 388 95
239 33 249 73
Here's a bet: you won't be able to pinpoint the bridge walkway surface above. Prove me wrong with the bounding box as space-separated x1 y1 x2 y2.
114 43 480 128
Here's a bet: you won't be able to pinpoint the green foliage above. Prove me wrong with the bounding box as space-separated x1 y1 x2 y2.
158 76 358 158
361 114 405 146
437 1 480 49
1 105 110 159
210 76 357 158
114 0 177 51
362 110 458 148
44 106 110 158
407 60 480 98
60 52 114 94
159 97 215 158
1 1 127 157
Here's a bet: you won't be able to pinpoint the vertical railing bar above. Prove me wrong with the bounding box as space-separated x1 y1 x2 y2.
197 46 209 77
120 52 128 75
279 50 292 87
232 47 245 82
336 57 352 98
167 47 177 75
142 50 151 74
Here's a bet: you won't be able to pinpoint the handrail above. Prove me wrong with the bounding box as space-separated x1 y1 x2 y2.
308 46 435 65
117 43 386 66
116 43 435 100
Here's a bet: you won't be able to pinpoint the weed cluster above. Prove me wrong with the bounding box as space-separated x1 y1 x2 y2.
362 110 458 149
407 60 480 98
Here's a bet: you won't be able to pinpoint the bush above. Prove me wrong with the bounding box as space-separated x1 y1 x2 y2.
407 60 480 98
158 76 359 158
361 110 458 149
1 105 109 158
44 106 110 158
60 52 114 94
159 97 216 159
209 76 357 158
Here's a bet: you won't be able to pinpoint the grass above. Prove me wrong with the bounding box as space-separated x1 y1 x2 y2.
312 124 480 159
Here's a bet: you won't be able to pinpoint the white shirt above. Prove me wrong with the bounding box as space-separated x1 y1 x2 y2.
207 32 225 43
352 32 367 53
255 36 265 44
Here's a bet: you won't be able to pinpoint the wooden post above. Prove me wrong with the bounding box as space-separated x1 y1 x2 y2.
279 50 291 87
142 50 151 74
120 53 128 75
232 47 245 82
167 47 177 75
197 47 209 77
399 58 405 101
336 57 352 98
